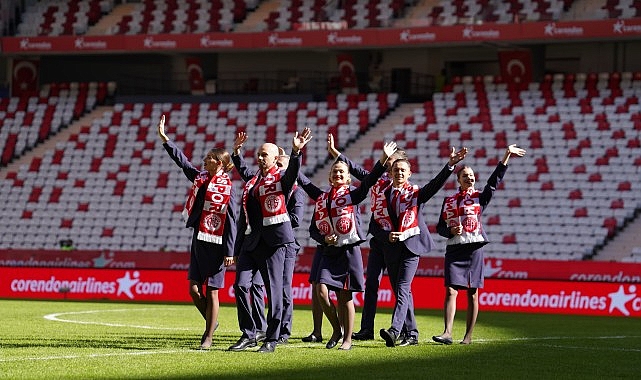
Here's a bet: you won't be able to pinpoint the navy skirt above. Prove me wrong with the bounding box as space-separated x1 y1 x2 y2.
444 243 486 289
318 245 365 292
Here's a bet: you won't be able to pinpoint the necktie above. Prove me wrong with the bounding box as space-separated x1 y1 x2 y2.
391 189 400 216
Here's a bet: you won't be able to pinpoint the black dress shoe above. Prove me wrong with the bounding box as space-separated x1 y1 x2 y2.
398 336 418 347
325 339 339 349
277 337 289 344
301 334 323 343
228 337 257 351
257 341 276 353
379 329 398 347
255 331 267 343
432 335 453 345
352 329 374 340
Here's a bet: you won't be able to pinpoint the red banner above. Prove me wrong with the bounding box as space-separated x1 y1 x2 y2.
2 19 641 54
498 49 532 89
185 56 205 95
1 267 640 317
2 248 640 283
11 58 40 97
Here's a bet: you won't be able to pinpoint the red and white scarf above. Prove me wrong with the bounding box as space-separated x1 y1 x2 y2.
314 185 360 247
182 170 232 244
391 183 421 241
241 165 289 235
442 187 485 246
370 174 394 231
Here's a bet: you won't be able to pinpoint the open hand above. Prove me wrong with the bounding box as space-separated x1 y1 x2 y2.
448 147 468 167
293 127 313 154
157 115 168 143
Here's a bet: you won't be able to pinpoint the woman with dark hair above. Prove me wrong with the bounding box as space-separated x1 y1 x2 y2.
158 114 237 349
432 144 525 345
298 141 397 351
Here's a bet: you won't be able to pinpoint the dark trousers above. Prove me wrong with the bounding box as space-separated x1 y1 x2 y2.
280 244 297 339
250 243 297 339
384 246 419 339
359 240 386 331
250 272 267 333
234 240 286 342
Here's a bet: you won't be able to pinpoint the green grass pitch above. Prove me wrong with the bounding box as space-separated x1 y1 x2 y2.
0 299 639 379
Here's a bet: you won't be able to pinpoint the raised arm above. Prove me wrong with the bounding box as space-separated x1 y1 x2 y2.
158 114 200 182
417 147 468 204
281 128 313 195
297 171 324 200
327 133 369 181
231 131 256 182
349 141 396 204
479 144 525 206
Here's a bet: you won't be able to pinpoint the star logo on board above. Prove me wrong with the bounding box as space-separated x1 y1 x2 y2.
327 32 337 44
116 271 140 299
613 20 624 34
483 259 503 278
399 29 410 42
607 285 636 316
544 23 556 36
74 38 84 48
462 27 473 38
268 33 278 45
92 251 113 268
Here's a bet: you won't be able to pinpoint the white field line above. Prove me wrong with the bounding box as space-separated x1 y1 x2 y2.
6 309 634 363
43 308 195 330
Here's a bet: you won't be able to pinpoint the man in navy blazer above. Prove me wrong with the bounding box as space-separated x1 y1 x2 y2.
228 129 312 353
378 147 467 347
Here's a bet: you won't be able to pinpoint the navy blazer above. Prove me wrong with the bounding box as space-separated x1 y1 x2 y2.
298 161 386 249
339 153 453 256
232 151 301 251
436 162 507 247
163 140 237 257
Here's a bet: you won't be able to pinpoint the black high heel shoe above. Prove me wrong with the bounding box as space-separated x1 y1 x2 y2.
301 334 323 343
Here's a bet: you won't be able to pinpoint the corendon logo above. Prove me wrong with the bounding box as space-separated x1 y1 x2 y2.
199 35 234 48
92 252 136 269
543 23 584 37
327 32 363 45
143 37 177 49
399 29 436 43
267 33 303 46
19 38 52 50
74 37 107 50
480 284 641 316
483 259 528 279
9 271 163 299
613 20 641 34
462 27 500 39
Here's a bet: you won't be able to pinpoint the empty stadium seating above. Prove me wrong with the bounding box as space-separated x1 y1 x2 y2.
0 93 398 252
350 72 641 260
14 0 641 37
16 0 113 36
0 82 109 166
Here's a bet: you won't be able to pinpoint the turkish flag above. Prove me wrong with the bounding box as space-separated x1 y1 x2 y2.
498 50 532 90
11 58 40 97
185 57 205 95
337 54 358 93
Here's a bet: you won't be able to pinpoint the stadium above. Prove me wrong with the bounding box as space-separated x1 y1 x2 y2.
0 0 640 378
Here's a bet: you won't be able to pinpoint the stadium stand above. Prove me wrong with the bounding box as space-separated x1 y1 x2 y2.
342 72 641 260
0 92 398 252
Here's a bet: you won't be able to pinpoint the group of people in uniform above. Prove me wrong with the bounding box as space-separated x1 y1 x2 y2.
158 114 526 352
